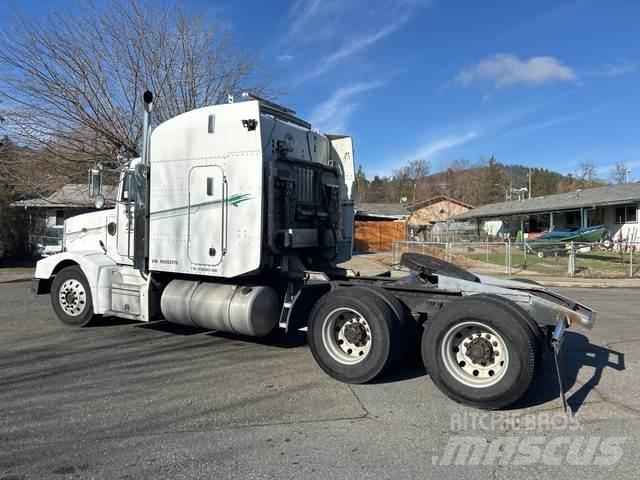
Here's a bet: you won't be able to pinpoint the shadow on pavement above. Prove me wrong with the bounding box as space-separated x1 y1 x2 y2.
90 316 140 327
374 363 427 384
207 328 309 349
77 318 626 412
132 320 310 347
133 320 205 335
511 332 625 413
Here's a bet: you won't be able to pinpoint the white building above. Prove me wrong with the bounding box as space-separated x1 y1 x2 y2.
454 183 640 242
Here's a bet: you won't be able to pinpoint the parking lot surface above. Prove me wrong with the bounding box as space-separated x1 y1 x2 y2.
1 282 639 479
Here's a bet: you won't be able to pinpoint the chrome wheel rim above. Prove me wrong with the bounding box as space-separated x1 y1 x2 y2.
441 321 509 388
58 279 87 316
322 307 372 365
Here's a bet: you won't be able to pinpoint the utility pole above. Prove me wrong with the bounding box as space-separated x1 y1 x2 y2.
626 169 631 184
496 183 508 201
509 166 513 202
528 167 532 199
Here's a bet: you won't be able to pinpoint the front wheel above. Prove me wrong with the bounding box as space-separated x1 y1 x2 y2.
50 266 96 327
422 295 538 409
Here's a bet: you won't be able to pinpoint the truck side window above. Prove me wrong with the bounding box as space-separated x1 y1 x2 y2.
121 173 135 202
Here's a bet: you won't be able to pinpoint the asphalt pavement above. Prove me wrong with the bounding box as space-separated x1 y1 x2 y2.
1 281 640 479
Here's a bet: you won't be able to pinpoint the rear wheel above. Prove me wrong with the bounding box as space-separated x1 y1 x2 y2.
50 266 96 327
422 295 537 409
308 287 402 384
355 284 420 360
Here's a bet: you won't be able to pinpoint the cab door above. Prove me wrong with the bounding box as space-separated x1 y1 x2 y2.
187 165 227 266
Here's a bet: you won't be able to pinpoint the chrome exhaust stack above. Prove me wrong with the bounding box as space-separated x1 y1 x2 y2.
142 90 153 167
133 90 154 272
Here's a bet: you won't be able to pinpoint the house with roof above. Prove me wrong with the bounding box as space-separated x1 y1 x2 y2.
454 182 640 242
405 195 474 241
407 195 474 226
353 195 474 250
12 183 117 252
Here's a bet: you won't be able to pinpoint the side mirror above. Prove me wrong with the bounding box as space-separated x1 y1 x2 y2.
89 168 103 198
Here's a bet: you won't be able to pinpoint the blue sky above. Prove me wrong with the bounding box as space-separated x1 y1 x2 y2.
11 0 640 180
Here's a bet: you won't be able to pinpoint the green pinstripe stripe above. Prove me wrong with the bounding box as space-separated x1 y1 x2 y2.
150 193 252 218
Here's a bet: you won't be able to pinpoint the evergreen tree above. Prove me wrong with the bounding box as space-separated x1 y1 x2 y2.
367 175 393 203
355 165 368 203
478 156 506 204
530 168 558 197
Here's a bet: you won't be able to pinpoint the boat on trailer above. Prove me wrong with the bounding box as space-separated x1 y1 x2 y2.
523 225 607 257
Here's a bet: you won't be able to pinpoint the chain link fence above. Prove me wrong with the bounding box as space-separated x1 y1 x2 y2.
571 241 639 278
392 240 511 276
392 239 640 278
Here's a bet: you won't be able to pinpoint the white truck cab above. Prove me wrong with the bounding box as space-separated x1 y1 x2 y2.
34 95 356 326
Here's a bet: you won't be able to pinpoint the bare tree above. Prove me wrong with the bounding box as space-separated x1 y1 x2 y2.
576 160 599 186
0 0 269 194
392 159 430 203
557 160 605 192
394 159 430 180
435 158 471 200
609 161 629 184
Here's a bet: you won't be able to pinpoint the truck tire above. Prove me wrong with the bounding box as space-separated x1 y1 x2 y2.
50 266 96 327
354 284 420 357
422 295 537 409
478 294 545 370
308 287 402 384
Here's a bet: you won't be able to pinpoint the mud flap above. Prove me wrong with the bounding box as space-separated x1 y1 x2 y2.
551 317 572 417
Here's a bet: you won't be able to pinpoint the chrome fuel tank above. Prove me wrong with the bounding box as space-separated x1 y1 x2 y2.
160 280 279 337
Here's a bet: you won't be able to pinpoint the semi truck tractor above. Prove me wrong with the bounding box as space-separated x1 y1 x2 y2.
32 92 595 411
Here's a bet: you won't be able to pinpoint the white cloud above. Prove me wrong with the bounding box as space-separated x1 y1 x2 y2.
503 104 605 137
281 0 430 83
403 131 479 162
324 17 408 66
309 81 385 132
593 60 637 78
300 17 409 82
285 0 327 40
454 54 577 89
387 100 564 174
276 54 295 63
